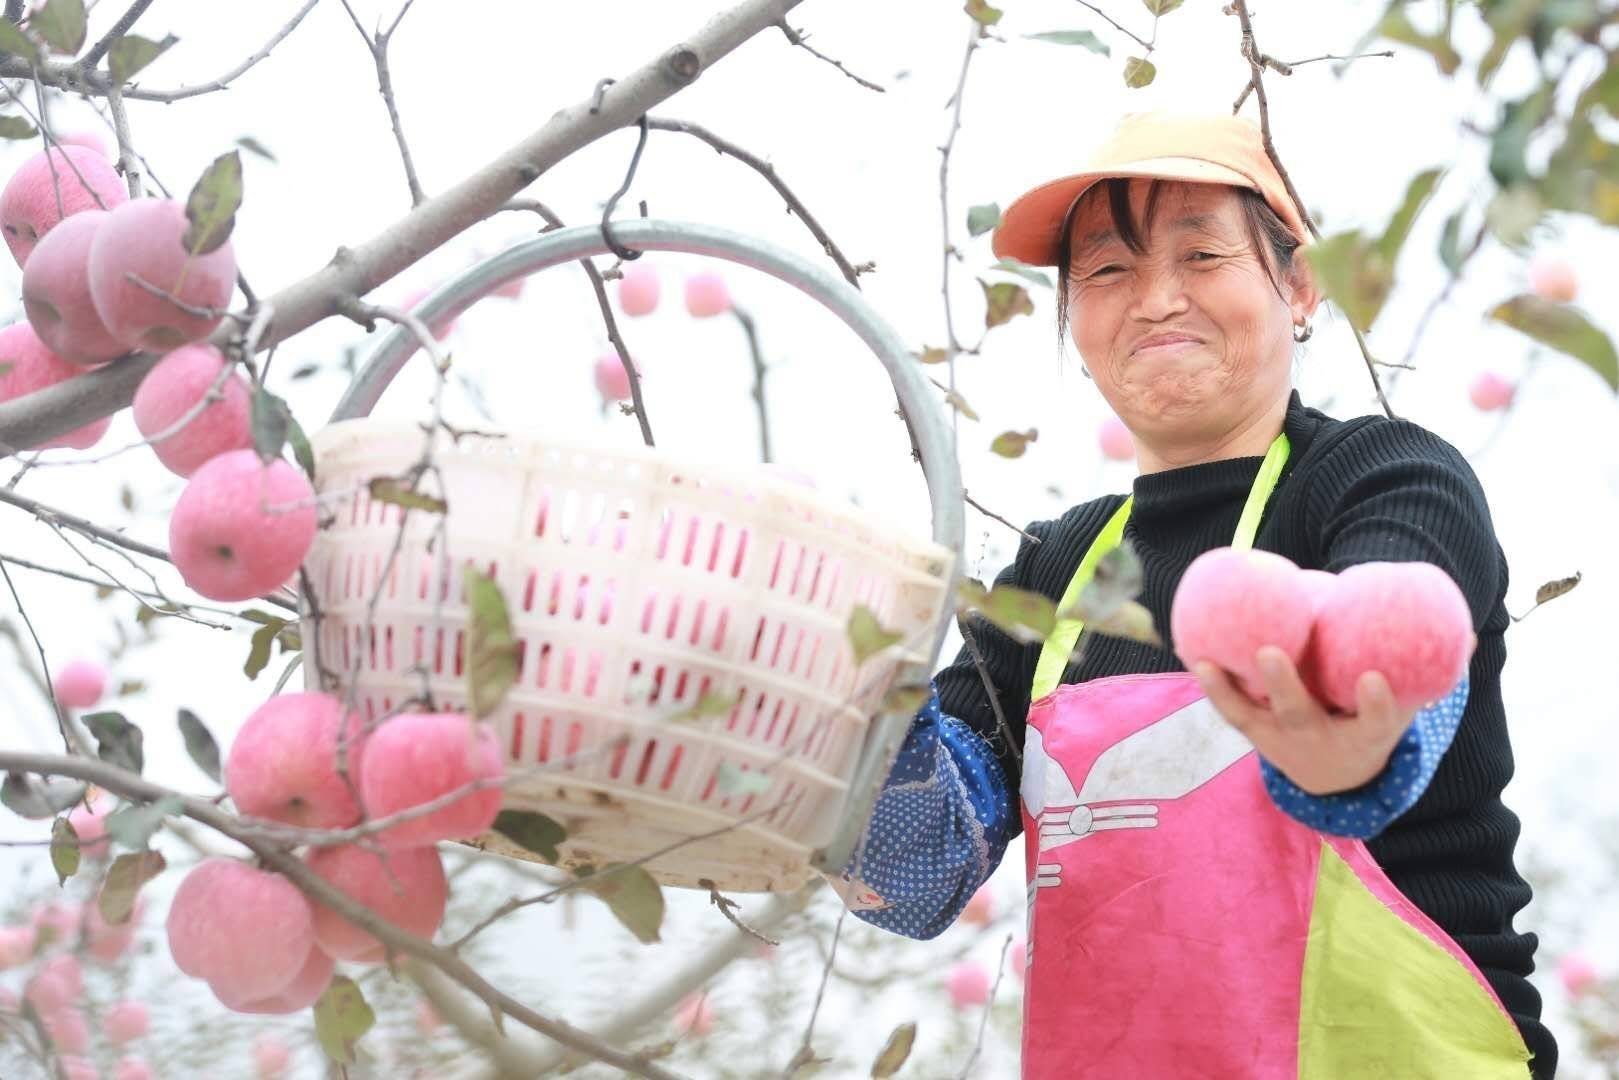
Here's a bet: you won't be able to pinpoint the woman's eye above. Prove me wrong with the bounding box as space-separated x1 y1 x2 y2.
1088 265 1123 278
1189 251 1220 262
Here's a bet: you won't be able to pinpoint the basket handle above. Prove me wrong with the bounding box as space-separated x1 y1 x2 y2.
327 217 965 881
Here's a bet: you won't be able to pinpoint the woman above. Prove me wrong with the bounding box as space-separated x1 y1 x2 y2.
833 111 1555 1079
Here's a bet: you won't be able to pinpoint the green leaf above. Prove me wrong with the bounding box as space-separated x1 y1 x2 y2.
670 691 735 723
491 809 567 863
1064 542 1144 624
990 429 1038 458
0 20 42 63
183 151 242 256
50 817 80 886
103 796 183 849
1123 56 1157 88
988 257 1053 289
1376 6 1460 74
871 1021 917 1078
966 203 1001 238
1483 184 1543 249
980 280 1034 329
1304 230 1393 330
957 580 1057 643
244 619 283 679
368 477 447 515
1 774 85 819
29 0 85 55
314 976 376 1065
716 761 771 797
1087 600 1163 648
464 567 518 719
235 135 276 163
1023 30 1109 55
84 711 144 775
964 0 1002 26
580 864 665 944
1478 0 1541 86
1489 295 1618 390
1489 87 1554 189
847 605 903 665
250 384 290 464
1376 168 1442 266
108 33 176 84
1142 0 1182 14
97 849 164 924
1437 209 1466 275
0 115 36 139
177 708 222 783
287 414 316 482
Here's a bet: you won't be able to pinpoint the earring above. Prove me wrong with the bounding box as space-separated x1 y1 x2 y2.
1293 319 1313 343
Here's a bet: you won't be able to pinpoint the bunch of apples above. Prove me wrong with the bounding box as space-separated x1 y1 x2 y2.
1171 549 1475 714
594 264 734 403
164 691 505 1015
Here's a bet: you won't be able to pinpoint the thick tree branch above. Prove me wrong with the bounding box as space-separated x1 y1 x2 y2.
0 0 806 453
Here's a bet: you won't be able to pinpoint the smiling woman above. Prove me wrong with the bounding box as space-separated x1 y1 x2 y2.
826 110 1556 1080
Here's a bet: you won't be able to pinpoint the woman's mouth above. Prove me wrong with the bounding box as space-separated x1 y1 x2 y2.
1133 334 1201 357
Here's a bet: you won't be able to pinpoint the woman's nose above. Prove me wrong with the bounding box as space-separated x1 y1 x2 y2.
1128 262 1190 321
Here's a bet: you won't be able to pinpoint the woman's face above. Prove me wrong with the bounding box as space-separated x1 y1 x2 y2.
1065 180 1318 453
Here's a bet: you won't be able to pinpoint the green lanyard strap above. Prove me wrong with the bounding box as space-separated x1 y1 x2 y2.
1029 432 1292 702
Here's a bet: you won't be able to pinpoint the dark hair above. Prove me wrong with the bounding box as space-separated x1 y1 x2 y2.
1054 178 1302 350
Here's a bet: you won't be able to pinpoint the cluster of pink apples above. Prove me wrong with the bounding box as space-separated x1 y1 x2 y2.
594 265 734 404
164 692 505 1015
0 143 238 453
1172 549 1475 713
0 891 155 1078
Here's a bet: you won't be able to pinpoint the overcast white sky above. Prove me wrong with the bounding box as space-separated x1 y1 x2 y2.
1 1 1617 1076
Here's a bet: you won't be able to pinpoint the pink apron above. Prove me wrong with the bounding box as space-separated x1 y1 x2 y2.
1019 434 1534 1078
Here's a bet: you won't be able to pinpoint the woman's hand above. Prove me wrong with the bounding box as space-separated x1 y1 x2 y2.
1193 645 1418 796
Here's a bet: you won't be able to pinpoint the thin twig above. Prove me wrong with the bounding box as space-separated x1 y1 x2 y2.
957 616 1019 766
958 934 1014 1078
773 19 885 92
0 563 82 754
731 304 773 462
81 0 156 69
1278 49 1393 67
1073 0 1151 50
338 0 426 207
104 77 141 199
962 489 1040 544
698 878 780 946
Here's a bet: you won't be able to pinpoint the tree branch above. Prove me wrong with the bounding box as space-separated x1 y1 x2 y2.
81 0 155 69
339 0 426 207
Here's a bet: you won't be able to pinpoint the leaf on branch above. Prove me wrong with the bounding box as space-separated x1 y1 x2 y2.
1142 0 1183 14
117 679 146 696
1086 599 1163 648
1489 295 1618 390
97 849 164 924
847 605 903 665
0 20 41 63
943 387 980 421
84 711 144 775
0 115 36 139
29 0 85 56
103 796 183 850
1304 230 1393 331
287 414 316 482
1123 56 1157 88
966 202 1001 238
491 809 567 864
177 708 222 783
250 384 291 464
716 761 771 797
1437 209 1467 275
871 1021 918 1078
1 774 85 819
235 135 277 163
1489 87 1554 189
1534 572 1581 607
1376 168 1443 266
1375 6 1460 74
244 618 287 679
1483 184 1544 249
465 567 519 719
669 691 735 723
50 817 79 886
183 151 243 256
315 976 375 1065
964 0 1002 26
991 428 1038 458
915 346 949 365
988 256 1054 289
957 579 1057 643
108 33 177 84
881 683 931 715
1023 30 1109 55
578 863 665 944
367 477 447 515
1062 542 1144 624
980 280 1034 329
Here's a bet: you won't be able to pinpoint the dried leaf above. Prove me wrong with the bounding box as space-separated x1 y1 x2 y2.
871 1021 918 1077
847 605 903 665
980 280 1034 329
1142 0 1182 13
84 711 144 775
966 202 1001 238
183 150 242 256
1123 56 1157 88
1063 542 1144 623
964 0 1002 26
881 683 931 715
108 32 176 84
314 976 375 1064
1023 29 1109 55
177 708 221 783
579 864 665 944
367 477 447 515
50 817 79 886
97 849 164 924
0 115 35 139
916 346 949 365
988 256 1054 289
943 387 980 421
990 429 1038 458
1534 572 1581 606
958 580 1057 643
464 567 519 719
491 809 566 864
1087 600 1163 648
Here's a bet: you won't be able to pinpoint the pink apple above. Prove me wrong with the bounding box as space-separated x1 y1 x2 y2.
0 925 36 968
27 953 82 1012
673 993 713 1036
52 659 107 710
115 1058 155 1080
168 449 318 602
132 344 254 477
103 1000 150 1043
1294 569 1339 704
0 322 114 449
1171 547 1315 698
58 1055 98 1080
1469 372 1515 412
1528 257 1578 304
960 885 995 927
1 145 126 267
166 858 315 1003
31 901 80 945
213 938 333 1014
305 845 448 963
1559 952 1598 998
946 961 992 1009
88 197 236 352
683 271 731 318
616 264 659 316
1309 561 1474 713
226 691 367 829
85 897 140 963
67 794 113 855
1007 936 1027 982
23 210 126 364
359 712 504 847
58 131 109 157
403 287 458 339
1098 415 1135 461
44 1005 90 1053
594 351 639 402
254 1033 292 1079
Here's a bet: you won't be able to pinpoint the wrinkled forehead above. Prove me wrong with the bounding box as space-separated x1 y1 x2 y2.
1068 179 1248 253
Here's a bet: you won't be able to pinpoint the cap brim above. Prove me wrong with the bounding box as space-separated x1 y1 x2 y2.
991 157 1256 267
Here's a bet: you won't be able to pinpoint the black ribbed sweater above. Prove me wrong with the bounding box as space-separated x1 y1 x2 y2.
936 390 1555 1077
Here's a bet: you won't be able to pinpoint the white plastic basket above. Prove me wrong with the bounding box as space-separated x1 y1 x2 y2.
307 219 964 892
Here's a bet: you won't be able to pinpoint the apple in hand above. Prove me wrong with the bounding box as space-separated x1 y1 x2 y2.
1171 547 1315 699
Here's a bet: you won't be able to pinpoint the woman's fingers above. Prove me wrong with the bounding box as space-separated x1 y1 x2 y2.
1195 661 1264 735
1254 647 1316 730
